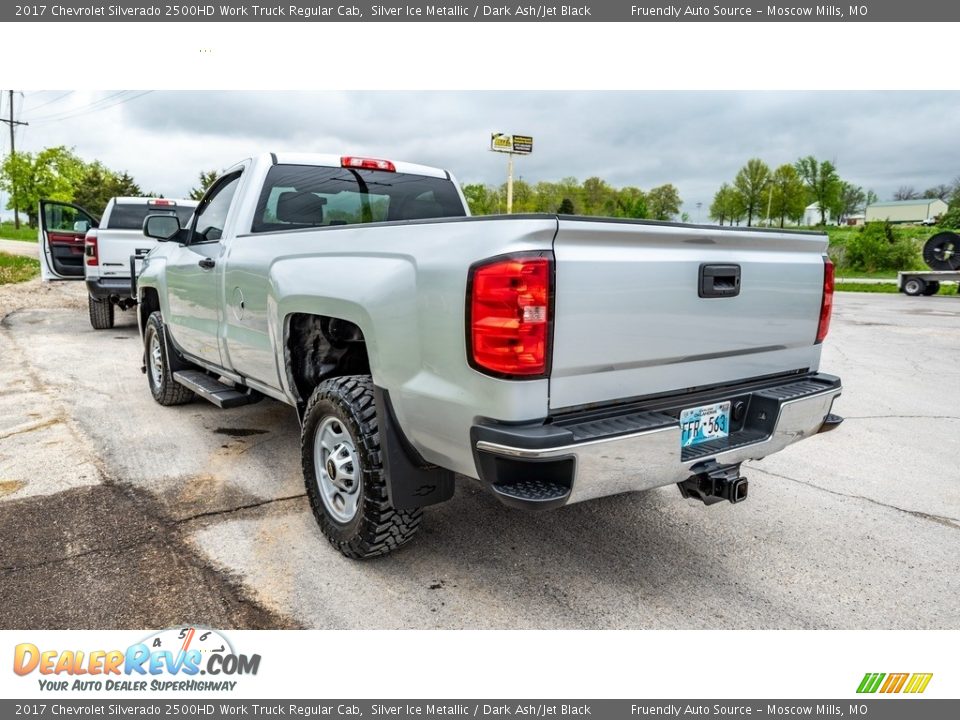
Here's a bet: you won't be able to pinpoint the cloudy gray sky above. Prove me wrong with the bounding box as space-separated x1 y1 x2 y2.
3 90 959 219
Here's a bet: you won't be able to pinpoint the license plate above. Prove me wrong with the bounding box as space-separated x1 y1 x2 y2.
680 401 731 448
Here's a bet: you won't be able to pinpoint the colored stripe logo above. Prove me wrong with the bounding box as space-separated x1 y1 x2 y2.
857 672 933 694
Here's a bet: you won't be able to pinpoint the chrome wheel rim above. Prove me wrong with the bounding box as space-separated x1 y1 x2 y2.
313 416 361 523
148 332 163 388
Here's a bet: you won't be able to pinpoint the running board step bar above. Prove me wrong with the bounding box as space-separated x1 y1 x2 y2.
172 370 261 409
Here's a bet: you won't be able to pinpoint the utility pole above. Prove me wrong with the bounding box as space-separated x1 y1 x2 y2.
764 182 774 228
1 90 29 229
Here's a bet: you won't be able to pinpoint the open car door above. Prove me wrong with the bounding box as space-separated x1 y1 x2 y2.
39 200 99 281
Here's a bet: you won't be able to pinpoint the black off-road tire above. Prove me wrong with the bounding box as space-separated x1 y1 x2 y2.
301 375 422 559
88 295 115 330
144 311 195 406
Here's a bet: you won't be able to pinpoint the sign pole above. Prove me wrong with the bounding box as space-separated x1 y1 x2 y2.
506 153 514 215
490 133 532 215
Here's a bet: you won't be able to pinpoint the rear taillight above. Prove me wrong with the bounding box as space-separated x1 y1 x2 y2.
468 254 552 378
341 156 396 172
148 198 174 206
816 257 835 344
84 230 98 266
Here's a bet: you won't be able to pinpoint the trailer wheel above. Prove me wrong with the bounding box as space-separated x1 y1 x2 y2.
903 277 926 296
922 281 941 296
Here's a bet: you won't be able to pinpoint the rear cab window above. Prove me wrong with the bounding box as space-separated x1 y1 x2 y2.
106 203 194 230
251 164 466 233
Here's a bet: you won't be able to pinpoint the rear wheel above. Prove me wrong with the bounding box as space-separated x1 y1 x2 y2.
143 311 195 406
922 281 941 296
301 375 422 559
903 277 926 296
88 295 115 330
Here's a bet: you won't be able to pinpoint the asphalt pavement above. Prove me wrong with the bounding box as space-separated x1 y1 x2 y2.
1 281 958 629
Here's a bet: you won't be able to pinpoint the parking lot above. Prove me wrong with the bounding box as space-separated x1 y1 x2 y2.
1 278 958 629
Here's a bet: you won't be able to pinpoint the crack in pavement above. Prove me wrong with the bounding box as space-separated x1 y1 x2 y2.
751 466 960 530
0 415 64 441
0 532 169 575
173 492 307 525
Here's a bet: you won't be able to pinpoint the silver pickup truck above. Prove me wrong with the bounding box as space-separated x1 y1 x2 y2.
137 152 842 559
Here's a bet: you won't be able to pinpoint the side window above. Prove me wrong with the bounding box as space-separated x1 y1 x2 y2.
45 203 97 233
193 174 241 243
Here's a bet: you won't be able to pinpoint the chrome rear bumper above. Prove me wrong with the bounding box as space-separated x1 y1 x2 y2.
472 373 842 508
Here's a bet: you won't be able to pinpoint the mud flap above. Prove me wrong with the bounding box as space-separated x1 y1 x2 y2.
374 386 455 510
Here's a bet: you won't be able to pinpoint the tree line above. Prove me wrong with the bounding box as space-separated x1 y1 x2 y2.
4 144 957 230
711 156 960 228
709 156 879 228
0 146 214 228
462 177 683 220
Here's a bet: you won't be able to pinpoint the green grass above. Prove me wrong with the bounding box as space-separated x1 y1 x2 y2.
0 222 37 242
835 281 957 296
0 252 40 284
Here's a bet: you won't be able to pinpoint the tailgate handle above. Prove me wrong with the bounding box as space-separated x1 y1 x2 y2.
699 264 741 298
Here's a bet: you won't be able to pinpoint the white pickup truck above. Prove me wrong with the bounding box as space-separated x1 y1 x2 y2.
135 153 843 559
39 196 197 328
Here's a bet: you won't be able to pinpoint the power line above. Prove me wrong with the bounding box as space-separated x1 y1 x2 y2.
23 91 73 112
26 90 131 122
30 90 154 126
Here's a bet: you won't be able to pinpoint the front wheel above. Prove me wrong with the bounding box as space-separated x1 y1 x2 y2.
88 295 115 330
143 311 195 406
301 375 422 559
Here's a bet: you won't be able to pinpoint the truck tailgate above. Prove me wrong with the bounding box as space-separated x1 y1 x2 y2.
549 219 828 410
97 229 154 278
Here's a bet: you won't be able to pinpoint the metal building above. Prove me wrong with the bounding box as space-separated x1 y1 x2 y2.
865 198 949 223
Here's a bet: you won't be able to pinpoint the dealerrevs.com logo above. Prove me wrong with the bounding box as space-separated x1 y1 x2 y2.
13 627 261 693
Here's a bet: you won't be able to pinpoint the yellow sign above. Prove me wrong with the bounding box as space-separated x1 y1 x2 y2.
490 133 533 155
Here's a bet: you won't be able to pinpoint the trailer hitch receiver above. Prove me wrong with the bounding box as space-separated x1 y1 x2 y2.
678 460 748 505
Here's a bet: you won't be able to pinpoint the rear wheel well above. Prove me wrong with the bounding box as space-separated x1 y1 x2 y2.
285 313 371 413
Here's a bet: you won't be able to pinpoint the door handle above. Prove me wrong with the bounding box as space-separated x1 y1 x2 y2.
198 257 216 270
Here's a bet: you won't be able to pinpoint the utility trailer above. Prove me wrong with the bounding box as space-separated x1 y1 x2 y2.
898 231 960 296
898 270 960 296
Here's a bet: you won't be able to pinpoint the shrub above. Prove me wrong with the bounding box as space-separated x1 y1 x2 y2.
843 222 922 273
938 205 960 229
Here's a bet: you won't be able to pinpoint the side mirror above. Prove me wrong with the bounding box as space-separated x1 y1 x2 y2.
143 214 181 241
73 220 91 233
